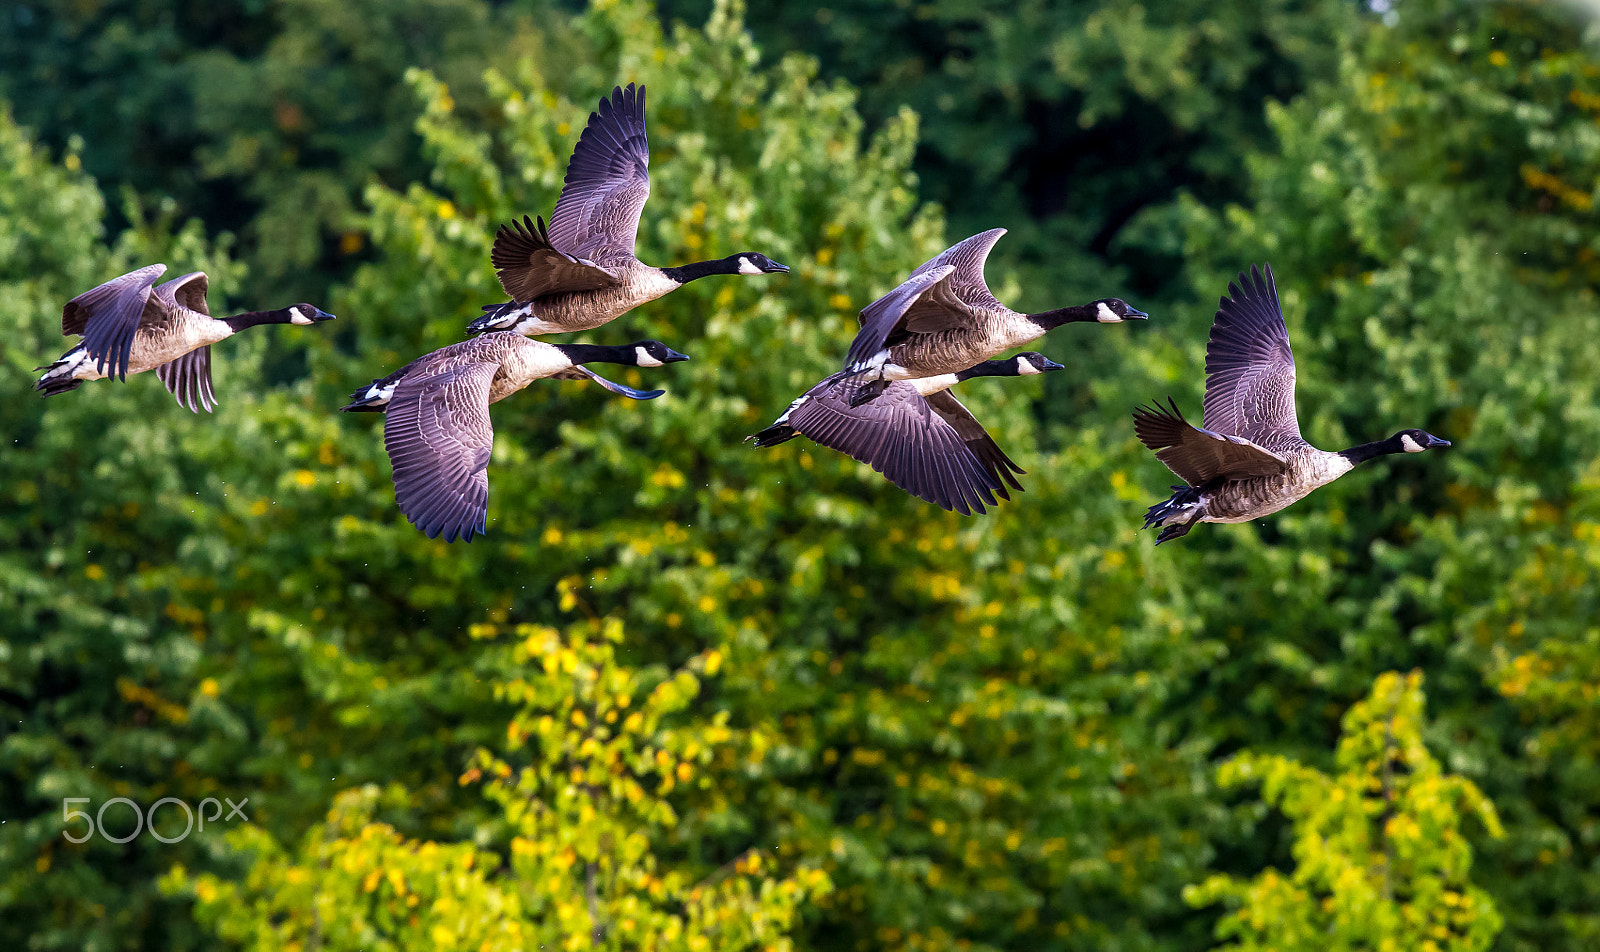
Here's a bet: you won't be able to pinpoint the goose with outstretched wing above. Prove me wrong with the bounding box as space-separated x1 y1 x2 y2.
468 84 789 337
344 333 688 542
37 265 334 412
1134 264 1450 544
750 353 1064 515
839 229 1146 405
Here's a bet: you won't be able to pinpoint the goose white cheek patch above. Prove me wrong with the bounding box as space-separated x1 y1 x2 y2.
1095 302 1121 323
289 307 313 325
634 346 665 368
1400 434 1425 453
738 257 763 275
1017 358 1043 375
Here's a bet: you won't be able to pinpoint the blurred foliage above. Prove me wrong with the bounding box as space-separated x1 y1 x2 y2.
663 0 1352 310
0 0 560 302
1186 671 1504 951
2 0 1600 951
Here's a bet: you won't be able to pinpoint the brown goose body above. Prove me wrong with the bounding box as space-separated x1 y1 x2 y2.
471 255 683 336
875 317 1046 380
1187 445 1354 523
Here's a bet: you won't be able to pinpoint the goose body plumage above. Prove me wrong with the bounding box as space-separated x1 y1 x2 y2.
36 264 335 411
750 353 1063 515
1134 264 1450 543
840 229 1146 401
344 333 688 541
467 84 788 337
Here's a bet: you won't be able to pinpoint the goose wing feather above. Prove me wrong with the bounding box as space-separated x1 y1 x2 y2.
384 362 499 542
844 265 956 371
153 271 211 320
62 264 167 380
896 227 1007 329
491 215 621 300
924 390 1025 495
845 228 1008 369
1202 263 1305 451
547 84 650 266
785 376 1003 514
156 346 217 413
1134 398 1288 485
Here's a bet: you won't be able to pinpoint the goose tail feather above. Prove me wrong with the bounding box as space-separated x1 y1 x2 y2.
1143 484 1205 544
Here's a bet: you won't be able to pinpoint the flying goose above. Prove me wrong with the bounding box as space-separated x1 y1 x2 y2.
467 83 789 337
343 333 688 541
840 228 1146 405
35 264 335 412
749 352 1064 515
1133 264 1450 544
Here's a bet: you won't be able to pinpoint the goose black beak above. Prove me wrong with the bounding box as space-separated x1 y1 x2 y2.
1429 436 1452 448
1125 306 1149 320
765 260 791 274
313 307 337 322
1038 357 1065 372
664 347 691 363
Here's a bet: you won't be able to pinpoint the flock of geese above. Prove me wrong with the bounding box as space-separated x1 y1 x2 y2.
35 83 1451 545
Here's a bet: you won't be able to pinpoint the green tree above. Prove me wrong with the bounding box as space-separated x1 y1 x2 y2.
12 0 1600 950
1156 0 1600 947
0 104 245 952
10 2 1202 947
0 0 560 302
322 1 1223 946
664 0 1353 311
1187 671 1503 952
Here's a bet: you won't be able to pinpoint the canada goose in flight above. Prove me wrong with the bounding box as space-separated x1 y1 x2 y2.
35 264 335 412
749 352 1064 515
840 229 1145 405
343 333 688 541
467 83 789 337
1133 264 1450 544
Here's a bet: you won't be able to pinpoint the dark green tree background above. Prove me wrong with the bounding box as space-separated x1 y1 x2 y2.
2 0 1598 950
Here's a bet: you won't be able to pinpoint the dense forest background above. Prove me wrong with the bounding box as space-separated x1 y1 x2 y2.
3 0 1599 949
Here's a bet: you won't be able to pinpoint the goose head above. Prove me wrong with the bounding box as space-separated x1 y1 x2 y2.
1010 352 1065 375
1396 429 1451 453
728 253 790 276
627 341 692 368
1091 299 1148 323
285 304 337 325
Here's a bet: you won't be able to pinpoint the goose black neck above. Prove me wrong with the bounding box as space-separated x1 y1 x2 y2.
1338 435 1405 465
953 359 1016 381
558 343 635 366
660 258 736 285
1026 303 1098 331
224 310 285 332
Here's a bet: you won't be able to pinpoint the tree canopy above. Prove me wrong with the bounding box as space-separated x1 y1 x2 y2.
3 0 1600 950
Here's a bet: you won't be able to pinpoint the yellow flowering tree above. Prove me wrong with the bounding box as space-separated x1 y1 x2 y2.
167 618 829 951
1186 671 1504 951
